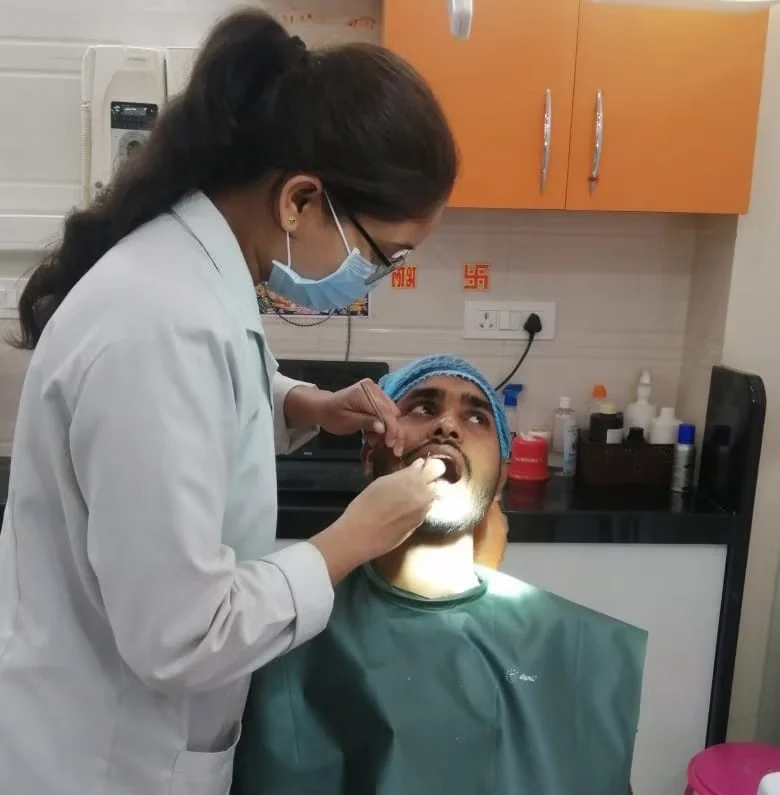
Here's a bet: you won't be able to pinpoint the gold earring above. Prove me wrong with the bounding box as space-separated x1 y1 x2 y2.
287 215 297 225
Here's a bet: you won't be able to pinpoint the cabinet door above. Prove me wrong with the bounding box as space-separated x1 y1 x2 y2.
383 0 579 210
566 4 768 214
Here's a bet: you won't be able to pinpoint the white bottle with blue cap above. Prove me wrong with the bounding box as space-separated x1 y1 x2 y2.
671 422 696 493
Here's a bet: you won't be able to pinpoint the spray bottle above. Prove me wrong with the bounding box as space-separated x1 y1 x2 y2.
501 384 524 438
624 370 657 440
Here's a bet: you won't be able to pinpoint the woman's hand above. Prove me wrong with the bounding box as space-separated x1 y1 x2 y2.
310 457 446 583
285 379 404 457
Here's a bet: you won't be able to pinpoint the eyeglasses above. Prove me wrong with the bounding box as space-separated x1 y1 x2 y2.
347 214 411 287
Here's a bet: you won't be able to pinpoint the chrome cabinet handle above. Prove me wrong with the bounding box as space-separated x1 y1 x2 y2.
589 90 603 195
540 88 552 194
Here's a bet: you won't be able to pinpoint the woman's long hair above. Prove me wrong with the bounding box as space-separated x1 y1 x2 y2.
14 8 457 348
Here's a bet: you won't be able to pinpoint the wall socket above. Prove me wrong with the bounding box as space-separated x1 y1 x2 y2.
463 301 556 341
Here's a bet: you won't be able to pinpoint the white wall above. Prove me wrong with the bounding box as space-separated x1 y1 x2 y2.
676 215 736 436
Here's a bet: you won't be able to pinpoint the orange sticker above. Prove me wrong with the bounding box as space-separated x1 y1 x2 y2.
391 265 417 289
463 262 490 290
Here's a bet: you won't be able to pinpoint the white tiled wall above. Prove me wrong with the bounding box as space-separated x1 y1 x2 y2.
0 0 700 444
265 209 695 430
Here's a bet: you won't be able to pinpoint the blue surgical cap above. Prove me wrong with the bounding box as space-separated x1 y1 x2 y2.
378 354 511 460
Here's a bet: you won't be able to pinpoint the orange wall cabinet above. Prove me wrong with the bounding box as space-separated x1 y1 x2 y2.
566 4 768 214
383 2 768 214
383 0 580 210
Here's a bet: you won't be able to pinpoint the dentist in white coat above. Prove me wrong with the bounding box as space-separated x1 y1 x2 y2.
0 10 457 795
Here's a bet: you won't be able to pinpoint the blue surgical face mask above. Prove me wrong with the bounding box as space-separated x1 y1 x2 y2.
266 194 379 312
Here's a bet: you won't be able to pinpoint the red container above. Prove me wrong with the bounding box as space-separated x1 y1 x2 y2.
508 434 549 482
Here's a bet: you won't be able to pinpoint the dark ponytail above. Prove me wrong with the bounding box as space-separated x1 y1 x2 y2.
15 8 457 349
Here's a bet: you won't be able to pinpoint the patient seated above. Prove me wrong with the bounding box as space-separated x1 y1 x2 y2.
232 355 647 795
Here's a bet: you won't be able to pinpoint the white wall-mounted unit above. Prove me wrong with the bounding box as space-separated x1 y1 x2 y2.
165 47 198 99
80 45 166 207
0 41 178 252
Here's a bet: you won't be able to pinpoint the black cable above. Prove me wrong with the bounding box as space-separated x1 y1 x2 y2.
494 313 542 392
257 283 331 328
494 335 534 392
257 283 354 361
272 310 331 328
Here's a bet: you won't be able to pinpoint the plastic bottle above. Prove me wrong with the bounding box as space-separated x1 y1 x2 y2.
588 384 608 420
589 402 624 445
501 384 524 437
550 396 578 476
649 407 680 445
671 423 696 493
624 370 657 440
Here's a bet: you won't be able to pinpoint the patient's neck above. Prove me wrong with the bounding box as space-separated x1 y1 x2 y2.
373 532 478 599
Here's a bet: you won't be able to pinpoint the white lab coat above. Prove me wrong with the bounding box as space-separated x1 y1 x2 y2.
0 192 335 795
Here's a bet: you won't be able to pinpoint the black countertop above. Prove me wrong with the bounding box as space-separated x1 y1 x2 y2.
275 459 734 544
0 456 735 545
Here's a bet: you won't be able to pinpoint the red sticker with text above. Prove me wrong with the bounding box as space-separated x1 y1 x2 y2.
463 262 490 290
391 265 417 289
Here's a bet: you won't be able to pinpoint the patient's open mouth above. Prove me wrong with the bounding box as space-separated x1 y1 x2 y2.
412 448 464 484
431 455 461 484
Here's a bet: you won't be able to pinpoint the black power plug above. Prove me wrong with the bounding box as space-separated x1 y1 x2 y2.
524 312 542 337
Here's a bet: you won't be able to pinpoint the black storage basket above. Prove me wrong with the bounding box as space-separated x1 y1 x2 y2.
576 434 674 489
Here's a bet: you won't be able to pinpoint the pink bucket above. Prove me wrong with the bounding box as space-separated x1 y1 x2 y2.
685 743 780 795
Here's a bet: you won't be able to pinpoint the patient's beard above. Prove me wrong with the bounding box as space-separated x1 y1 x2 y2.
371 449 498 538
